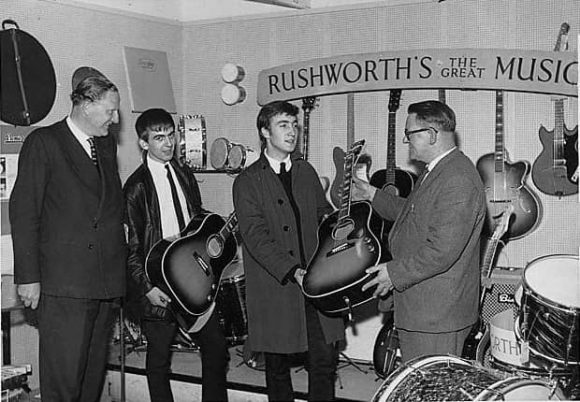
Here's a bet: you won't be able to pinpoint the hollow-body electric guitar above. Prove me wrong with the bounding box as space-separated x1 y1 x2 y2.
303 139 386 318
476 91 541 240
532 22 578 197
146 211 238 332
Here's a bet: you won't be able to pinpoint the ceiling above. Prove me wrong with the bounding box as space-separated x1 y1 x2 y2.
51 0 430 22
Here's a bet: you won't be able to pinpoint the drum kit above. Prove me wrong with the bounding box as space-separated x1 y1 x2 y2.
371 254 580 401
176 115 258 172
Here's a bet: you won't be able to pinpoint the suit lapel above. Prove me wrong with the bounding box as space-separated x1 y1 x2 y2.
388 149 459 242
55 120 102 198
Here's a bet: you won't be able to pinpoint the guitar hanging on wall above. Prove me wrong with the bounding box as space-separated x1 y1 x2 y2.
369 90 417 241
476 91 541 240
303 139 386 318
299 96 331 192
531 22 578 197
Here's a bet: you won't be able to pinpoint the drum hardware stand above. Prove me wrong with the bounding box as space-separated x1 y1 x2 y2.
338 352 369 374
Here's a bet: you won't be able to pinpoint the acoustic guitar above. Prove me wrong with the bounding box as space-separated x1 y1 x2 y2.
369 90 417 241
532 22 578 197
145 211 238 332
303 139 386 318
476 91 541 240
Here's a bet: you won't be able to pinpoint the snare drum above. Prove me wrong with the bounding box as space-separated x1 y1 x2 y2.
371 355 564 401
215 260 248 345
177 115 207 169
228 143 258 170
210 137 232 170
515 254 580 366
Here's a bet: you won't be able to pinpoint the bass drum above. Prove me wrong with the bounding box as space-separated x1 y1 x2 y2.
371 355 565 401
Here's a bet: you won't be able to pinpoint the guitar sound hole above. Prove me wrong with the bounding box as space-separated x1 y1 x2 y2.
207 236 223 258
383 184 400 196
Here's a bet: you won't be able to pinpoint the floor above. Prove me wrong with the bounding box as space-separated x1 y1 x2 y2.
105 339 387 402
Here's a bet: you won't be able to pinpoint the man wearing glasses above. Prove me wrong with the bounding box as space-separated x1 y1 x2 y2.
353 100 486 363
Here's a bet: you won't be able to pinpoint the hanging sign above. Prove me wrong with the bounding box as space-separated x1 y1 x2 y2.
257 48 577 105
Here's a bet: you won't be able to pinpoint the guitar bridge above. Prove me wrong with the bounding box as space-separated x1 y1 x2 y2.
192 251 211 276
326 242 354 257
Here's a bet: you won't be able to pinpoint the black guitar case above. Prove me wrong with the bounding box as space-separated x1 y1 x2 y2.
1 19 56 126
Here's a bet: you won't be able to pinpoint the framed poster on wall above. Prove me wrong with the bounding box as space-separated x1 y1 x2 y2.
123 46 177 113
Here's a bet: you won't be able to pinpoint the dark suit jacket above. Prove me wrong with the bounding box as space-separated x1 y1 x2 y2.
233 155 344 353
10 119 126 299
372 148 485 332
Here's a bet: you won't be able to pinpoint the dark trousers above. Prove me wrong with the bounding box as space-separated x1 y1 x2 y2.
264 301 338 402
398 325 473 363
38 294 119 402
142 310 229 402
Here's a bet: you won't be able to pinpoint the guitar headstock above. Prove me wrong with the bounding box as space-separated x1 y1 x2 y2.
301 96 318 113
388 90 402 112
554 22 570 52
348 139 366 159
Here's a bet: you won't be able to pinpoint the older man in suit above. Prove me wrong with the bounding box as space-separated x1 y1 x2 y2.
354 100 486 363
10 67 126 401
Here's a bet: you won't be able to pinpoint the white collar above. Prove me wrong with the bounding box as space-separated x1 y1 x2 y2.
67 116 92 142
427 146 456 172
264 151 292 174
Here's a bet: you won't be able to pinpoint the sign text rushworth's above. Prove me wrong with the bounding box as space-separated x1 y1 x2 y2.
257 49 577 105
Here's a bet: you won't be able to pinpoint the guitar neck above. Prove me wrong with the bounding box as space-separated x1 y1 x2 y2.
554 98 565 157
385 110 397 185
347 93 355 147
337 154 355 222
219 212 238 240
481 236 501 279
303 112 311 159
438 89 446 104
494 91 506 173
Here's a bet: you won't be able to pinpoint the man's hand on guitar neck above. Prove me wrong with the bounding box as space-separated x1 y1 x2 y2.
146 287 172 307
352 176 377 202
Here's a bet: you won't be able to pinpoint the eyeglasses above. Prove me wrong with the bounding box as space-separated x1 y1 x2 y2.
403 127 437 143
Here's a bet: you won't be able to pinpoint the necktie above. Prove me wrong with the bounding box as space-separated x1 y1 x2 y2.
87 138 98 166
280 162 287 174
165 164 186 230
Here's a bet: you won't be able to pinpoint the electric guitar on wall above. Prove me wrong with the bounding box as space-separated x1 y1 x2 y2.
479 205 513 302
303 139 386 318
476 91 541 240
299 96 331 192
330 92 356 209
369 90 417 240
462 205 513 360
532 22 578 197
145 211 238 332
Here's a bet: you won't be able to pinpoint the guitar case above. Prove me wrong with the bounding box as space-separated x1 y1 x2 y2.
1 19 56 126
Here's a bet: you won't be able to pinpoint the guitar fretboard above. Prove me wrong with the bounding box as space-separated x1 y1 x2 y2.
219 212 238 240
494 91 506 173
